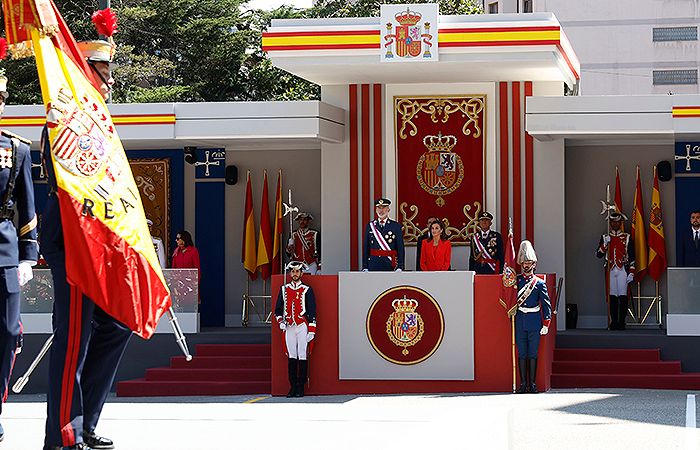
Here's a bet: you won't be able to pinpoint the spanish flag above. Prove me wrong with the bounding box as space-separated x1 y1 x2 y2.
647 166 667 281
242 171 257 279
3 0 170 338
630 166 648 281
256 171 272 280
271 170 283 275
499 223 518 316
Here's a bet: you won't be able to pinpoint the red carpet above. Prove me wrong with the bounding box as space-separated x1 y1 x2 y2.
117 344 271 397
552 348 700 390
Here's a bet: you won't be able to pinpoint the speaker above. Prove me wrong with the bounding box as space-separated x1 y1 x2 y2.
225 165 238 185
184 146 197 165
657 160 672 182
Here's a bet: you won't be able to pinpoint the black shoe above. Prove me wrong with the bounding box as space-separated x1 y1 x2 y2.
516 383 528 394
529 383 539 394
84 430 114 450
44 444 93 450
286 385 297 398
295 382 305 397
0 421 4 441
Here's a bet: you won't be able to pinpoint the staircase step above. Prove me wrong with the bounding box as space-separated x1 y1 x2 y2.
554 348 660 362
553 360 681 375
146 367 271 382
170 356 270 369
195 344 271 357
552 373 700 390
116 379 271 397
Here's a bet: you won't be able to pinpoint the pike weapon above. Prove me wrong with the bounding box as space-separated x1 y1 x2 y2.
12 334 53 393
280 189 298 356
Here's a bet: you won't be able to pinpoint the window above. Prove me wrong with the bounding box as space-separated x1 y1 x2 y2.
523 0 533 12
653 69 698 85
653 26 697 42
488 2 498 13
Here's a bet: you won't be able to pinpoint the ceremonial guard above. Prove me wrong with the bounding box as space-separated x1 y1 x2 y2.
362 198 405 272
469 212 504 274
147 219 166 269
514 241 551 394
275 261 317 398
0 70 39 441
596 211 635 330
286 212 321 274
42 12 130 450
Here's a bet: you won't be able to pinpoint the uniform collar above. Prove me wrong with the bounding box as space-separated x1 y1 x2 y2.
480 228 490 238
289 280 302 288
609 229 623 237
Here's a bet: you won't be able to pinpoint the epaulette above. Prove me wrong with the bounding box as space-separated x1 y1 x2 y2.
0 130 32 146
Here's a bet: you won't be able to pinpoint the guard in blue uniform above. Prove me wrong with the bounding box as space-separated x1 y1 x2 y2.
469 211 504 274
514 240 551 394
362 198 405 272
42 27 129 450
0 74 39 442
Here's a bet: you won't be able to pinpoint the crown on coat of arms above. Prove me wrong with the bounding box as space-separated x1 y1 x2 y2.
423 133 457 152
395 8 422 26
392 296 419 312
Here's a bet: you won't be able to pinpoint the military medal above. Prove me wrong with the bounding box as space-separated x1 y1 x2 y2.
0 148 13 169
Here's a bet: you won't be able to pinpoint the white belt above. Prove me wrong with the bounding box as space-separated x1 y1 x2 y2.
518 305 541 313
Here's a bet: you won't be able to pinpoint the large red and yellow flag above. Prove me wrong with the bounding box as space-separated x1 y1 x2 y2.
614 166 625 231
271 170 283 275
242 171 257 279
648 167 667 281
3 0 170 338
256 171 272 280
499 224 518 317
631 166 648 281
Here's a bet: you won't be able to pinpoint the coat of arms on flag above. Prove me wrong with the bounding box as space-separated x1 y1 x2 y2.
380 4 439 62
416 133 464 206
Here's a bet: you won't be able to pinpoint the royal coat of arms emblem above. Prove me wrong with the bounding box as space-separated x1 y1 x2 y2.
416 133 464 206
381 5 438 61
386 296 424 355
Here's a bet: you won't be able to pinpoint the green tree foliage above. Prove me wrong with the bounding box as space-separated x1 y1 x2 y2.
0 0 481 105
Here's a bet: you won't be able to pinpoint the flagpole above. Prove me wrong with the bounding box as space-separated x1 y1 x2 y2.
605 184 611 329
511 314 516 393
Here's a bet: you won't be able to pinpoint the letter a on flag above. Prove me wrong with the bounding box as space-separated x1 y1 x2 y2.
3 0 170 338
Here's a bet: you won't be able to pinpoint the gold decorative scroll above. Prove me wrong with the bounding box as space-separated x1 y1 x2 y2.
400 201 483 245
129 158 171 260
396 97 485 140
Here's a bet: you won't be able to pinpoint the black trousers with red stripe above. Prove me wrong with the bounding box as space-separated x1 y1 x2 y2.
43 249 132 447
0 267 20 414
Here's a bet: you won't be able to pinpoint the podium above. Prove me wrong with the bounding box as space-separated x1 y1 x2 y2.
270 272 557 395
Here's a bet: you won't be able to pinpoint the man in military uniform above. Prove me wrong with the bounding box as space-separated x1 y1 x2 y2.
286 212 320 274
42 24 130 450
274 261 317 398
596 211 635 330
0 72 39 441
469 211 504 274
362 198 405 272
514 241 551 394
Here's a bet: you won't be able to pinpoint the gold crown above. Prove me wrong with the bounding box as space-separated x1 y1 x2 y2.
395 8 422 26
423 133 457 152
392 296 418 312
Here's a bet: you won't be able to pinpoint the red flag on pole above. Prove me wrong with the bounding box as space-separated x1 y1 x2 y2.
271 170 283 275
242 171 258 280
614 166 625 231
631 166 648 282
500 223 518 316
256 171 273 280
647 167 667 281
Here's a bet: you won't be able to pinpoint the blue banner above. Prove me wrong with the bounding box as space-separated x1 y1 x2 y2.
675 142 700 174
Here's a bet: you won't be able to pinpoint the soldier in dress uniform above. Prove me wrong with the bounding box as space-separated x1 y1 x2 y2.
362 198 405 272
0 72 39 441
42 21 130 450
286 212 320 274
514 241 551 394
469 211 504 274
596 211 635 330
274 261 317 398
147 219 166 269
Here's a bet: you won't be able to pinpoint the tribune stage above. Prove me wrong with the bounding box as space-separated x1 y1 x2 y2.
271 272 557 396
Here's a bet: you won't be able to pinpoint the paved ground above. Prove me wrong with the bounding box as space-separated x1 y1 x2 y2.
2 389 698 449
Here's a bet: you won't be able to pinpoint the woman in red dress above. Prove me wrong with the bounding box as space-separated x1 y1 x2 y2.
420 219 452 271
172 230 201 301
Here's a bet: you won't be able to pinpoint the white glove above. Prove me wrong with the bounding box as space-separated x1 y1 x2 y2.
626 273 634 284
362 268 368 272
395 268 402 272
18 262 33 287
306 332 315 342
278 322 286 331
287 238 295 247
540 326 549 335
602 235 610 246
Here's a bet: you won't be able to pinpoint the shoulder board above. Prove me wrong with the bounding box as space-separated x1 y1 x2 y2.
1 130 32 146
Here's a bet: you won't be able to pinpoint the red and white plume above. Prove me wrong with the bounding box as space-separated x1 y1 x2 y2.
91 8 118 38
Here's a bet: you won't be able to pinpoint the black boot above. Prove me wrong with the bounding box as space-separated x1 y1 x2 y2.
608 295 619 330
528 358 538 393
618 295 628 330
287 358 298 398
516 358 528 394
296 359 308 397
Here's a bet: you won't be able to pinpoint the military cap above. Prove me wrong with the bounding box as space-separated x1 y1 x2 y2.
375 198 391 207
78 40 116 64
609 212 624 222
478 211 494 221
517 240 538 264
285 260 308 272
294 212 314 221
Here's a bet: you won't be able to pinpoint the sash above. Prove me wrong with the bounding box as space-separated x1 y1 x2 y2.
473 233 496 272
296 228 311 251
516 276 539 309
369 221 396 266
